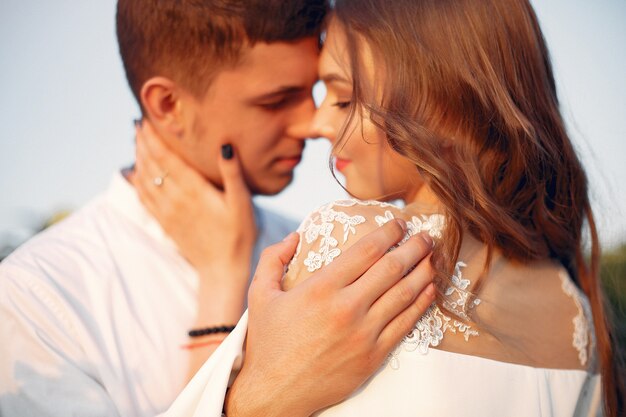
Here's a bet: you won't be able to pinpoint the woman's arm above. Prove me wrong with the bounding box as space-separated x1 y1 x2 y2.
133 121 256 381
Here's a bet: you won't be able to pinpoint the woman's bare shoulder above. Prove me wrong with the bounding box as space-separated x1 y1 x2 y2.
439 260 593 371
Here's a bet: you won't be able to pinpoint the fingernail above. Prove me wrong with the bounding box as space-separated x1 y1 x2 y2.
221 144 234 160
425 282 436 299
395 218 407 233
420 232 434 249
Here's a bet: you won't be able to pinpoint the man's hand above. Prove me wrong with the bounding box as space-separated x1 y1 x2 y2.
226 219 436 417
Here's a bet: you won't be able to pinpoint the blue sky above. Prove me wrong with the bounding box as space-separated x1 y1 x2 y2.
1 0 625 248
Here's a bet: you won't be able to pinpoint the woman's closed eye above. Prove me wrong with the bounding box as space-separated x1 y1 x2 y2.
333 100 351 110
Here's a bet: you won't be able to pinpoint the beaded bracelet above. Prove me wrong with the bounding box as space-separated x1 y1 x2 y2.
188 325 236 338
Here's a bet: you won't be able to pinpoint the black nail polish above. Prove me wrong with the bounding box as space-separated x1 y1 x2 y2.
221 144 234 160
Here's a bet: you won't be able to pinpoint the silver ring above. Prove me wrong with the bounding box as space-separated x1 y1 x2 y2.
153 172 169 187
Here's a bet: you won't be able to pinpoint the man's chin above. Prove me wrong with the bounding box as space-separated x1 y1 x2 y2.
249 174 294 197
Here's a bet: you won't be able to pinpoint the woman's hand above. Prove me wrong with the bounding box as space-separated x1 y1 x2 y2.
132 120 257 285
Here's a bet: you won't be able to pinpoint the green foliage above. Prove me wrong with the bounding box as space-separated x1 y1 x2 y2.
600 244 626 363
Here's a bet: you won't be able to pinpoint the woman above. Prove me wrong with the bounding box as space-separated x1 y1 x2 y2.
137 0 622 415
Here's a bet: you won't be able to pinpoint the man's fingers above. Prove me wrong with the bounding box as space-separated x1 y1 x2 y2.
250 233 300 294
316 219 407 289
367 251 435 335
376 281 436 356
350 234 433 307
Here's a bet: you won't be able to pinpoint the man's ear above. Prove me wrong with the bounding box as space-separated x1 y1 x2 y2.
140 77 187 139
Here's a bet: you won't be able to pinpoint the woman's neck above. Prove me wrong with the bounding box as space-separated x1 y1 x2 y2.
403 184 443 214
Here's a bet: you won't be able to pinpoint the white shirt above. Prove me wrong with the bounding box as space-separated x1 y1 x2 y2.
0 172 297 417
162 199 602 417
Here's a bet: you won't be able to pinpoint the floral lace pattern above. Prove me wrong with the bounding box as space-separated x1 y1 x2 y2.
374 209 445 240
559 271 591 367
301 205 366 272
443 262 482 321
387 261 481 369
289 199 480 370
290 199 594 371
293 200 390 270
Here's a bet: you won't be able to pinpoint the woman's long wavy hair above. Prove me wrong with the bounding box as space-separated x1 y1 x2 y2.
333 0 622 413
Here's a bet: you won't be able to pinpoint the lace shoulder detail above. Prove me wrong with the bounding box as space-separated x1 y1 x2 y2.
387 261 481 369
559 270 594 367
284 199 481 368
289 199 445 275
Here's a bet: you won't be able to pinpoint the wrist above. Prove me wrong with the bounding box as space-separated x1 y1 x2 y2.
225 368 312 417
194 265 250 324
193 300 244 330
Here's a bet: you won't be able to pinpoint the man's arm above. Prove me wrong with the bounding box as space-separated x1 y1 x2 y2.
226 219 435 417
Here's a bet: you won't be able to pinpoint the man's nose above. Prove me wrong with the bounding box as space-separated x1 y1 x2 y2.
286 96 318 141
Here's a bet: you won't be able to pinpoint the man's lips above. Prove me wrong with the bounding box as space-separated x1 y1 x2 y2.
334 157 351 172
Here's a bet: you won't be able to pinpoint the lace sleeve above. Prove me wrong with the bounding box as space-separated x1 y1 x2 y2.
282 199 445 290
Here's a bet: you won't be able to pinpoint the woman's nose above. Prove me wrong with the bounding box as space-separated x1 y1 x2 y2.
308 107 336 143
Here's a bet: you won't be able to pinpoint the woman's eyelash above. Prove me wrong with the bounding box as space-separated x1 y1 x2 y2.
332 101 351 109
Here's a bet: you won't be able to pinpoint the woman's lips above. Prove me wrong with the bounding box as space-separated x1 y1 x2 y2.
334 157 351 172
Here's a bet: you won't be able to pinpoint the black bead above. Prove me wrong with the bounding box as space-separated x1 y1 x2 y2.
188 324 236 338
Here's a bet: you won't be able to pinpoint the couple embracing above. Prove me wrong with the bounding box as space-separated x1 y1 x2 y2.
1 0 622 416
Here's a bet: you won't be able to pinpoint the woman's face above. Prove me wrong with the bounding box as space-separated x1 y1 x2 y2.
311 20 422 202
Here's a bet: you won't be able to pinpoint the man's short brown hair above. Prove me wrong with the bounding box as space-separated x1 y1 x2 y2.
116 0 328 105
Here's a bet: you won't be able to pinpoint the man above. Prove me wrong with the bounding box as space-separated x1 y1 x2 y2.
0 1 434 416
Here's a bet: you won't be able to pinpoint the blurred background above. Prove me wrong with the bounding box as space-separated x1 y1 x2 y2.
1 1 625 349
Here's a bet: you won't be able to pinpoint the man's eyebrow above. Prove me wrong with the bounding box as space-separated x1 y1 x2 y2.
320 73 351 85
248 86 306 102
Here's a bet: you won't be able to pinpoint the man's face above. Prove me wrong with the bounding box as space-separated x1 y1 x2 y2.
174 37 319 195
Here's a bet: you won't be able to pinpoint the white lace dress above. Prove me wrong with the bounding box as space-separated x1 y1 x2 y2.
161 200 602 417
